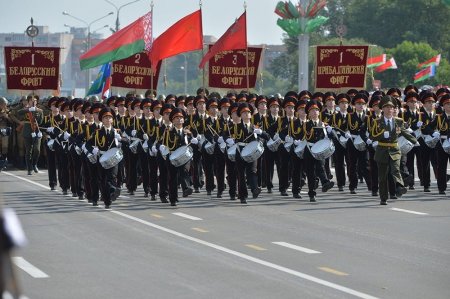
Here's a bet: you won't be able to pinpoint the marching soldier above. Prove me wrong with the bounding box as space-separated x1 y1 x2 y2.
321 92 336 180
290 99 308 198
252 96 268 188
264 97 282 193
138 99 153 198
0 97 11 168
222 102 240 200
371 96 417 205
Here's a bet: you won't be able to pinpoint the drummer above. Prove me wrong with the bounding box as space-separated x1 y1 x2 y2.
321 92 336 181
264 97 282 194
290 99 307 199
166 108 198 206
227 103 269 203
303 100 335 202
85 107 122 209
138 99 153 198
222 102 240 200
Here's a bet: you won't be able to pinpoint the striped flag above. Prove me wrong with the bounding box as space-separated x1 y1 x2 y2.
414 65 436 83
367 54 386 68
87 63 111 97
374 57 397 73
417 54 441 69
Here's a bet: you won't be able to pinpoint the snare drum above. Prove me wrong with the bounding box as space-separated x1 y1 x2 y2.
424 135 438 148
129 139 140 154
310 138 335 160
338 135 348 148
227 144 237 162
352 135 366 151
294 140 307 158
219 141 227 153
160 146 170 160
99 148 123 169
204 141 215 155
241 141 264 163
398 136 414 155
442 139 450 154
267 136 282 152
47 139 55 151
169 146 194 167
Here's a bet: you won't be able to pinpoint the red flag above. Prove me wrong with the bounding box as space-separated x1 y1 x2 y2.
199 12 247 69
417 54 441 69
149 10 203 66
375 57 397 73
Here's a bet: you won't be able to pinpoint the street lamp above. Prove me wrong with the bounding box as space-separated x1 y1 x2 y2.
180 55 188 95
104 0 142 32
62 11 113 91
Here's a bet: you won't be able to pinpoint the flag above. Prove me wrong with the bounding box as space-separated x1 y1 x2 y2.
374 57 397 73
199 12 247 69
80 11 152 70
417 54 441 69
414 65 436 83
149 10 203 67
87 63 111 97
367 54 386 68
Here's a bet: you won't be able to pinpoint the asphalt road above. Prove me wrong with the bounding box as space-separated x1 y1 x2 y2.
1 168 450 299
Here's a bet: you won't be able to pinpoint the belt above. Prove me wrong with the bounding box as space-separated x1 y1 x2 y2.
237 142 248 146
441 136 448 140
378 142 398 147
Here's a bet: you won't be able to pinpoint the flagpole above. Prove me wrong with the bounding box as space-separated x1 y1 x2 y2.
150 1 154 99
244 2 249 94
200 0 206 96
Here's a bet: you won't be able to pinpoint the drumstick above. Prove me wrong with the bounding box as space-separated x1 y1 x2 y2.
207 124 220 137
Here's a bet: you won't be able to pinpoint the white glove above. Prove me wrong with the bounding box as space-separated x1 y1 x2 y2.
151 145 158 154
416 121 423 127
31 132 36 138
115 132 121 140
432 131 440 138
46 127 54 133
37 131 42 138
191 137 199 145
115 138 119 147
63 131 70 140
285 136 293 143
226 138 235 145
345 132 351 139
384 131 390 139
254 128 262 135
159 145 166 152
372 141 379 147
294 139 301 146
218 136 224 144
82 143 88 153
28 106 36 112
406 128 413 133
92 147 99 156
131 129 137 137
326 126 332 134
143 133 149 140
366 139 373 145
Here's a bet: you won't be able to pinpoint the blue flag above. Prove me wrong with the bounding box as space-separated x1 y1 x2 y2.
87 63 111 96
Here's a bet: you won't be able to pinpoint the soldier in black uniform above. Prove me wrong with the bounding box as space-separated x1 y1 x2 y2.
252 96 268 188
264 97 282 193
290 99 308 198
222 102 240 200
321 92 337 180
138 99 153 198
42 97 62 190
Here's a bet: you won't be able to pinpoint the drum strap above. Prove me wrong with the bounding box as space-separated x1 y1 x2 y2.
378 142 397 147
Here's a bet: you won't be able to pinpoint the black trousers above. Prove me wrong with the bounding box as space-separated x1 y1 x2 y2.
140 151 150 194
168 161 192 203
45 144 57 188
419 141 434 188
148 154 159 196
436 144 450 192
236 149 258 199
347 142 370 191
81 155 93 201
126 150 138 192
278 147 291 192
56 146 70 191
69 149 84 197
304 148 329 197
24 136 41 171
191 148 203 189
225 155 237 198
368 146 378 193
264 149 280 190
291 153 304 195
98 163 119 206
406 146 422 187
157 153 168 200
202 147 226 194
333 142 349 188
87 160 100 202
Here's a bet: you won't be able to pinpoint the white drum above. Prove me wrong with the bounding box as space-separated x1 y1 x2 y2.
88 153 98 164
142 140 149 153
294 140 307 159
284 141 293 151
99 148 123 169
204 141 215 155
197 134 206 149
310 138 335 160
129 139 140 154
160 145 170 160
47 139 55 151
267 136 282 152
227 144 237 162
424 135 438 148
241 141 264 163
398 136 414 155
338 135 348 148
219 141 227 153
169 146 193 167
442 139 450 154
353 135 366 151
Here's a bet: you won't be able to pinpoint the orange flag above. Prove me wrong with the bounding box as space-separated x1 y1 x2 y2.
199 12 247 69
149 10 203 66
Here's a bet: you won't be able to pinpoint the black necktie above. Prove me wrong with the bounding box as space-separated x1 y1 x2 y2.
387 120 391 130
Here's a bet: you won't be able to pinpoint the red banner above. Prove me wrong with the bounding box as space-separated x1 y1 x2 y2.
315 46 368 90
111 52 161 90
208 47 262 89
4 46 60 90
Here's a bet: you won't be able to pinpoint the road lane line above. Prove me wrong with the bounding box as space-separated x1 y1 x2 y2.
2 171 51 190
319 267 349 276
390 208 428 215
111 210 378 299
272 242 321 254
7 171 380 299
172 212 202 221
12 257 49 278
245 244 267 251
192 227 209 233
151 213 164 219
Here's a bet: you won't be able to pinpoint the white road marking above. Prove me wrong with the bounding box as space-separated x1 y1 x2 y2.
12 257 49 278
390 208 428 215
172 212 202 221
111 210 378 299
2 171 51 190
118 195 130 199
272 242 321 254
6 171 379 299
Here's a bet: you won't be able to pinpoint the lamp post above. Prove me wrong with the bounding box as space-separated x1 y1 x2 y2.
180 55 188 95
62 11 113 91
104 0 142 32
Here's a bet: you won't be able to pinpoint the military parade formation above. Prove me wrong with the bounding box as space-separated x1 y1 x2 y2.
1 86 450 209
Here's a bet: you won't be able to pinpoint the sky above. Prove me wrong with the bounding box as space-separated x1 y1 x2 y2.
0 0 285 45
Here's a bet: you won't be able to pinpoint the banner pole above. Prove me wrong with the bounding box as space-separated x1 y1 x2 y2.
244 3 249 94
150 1 155 99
